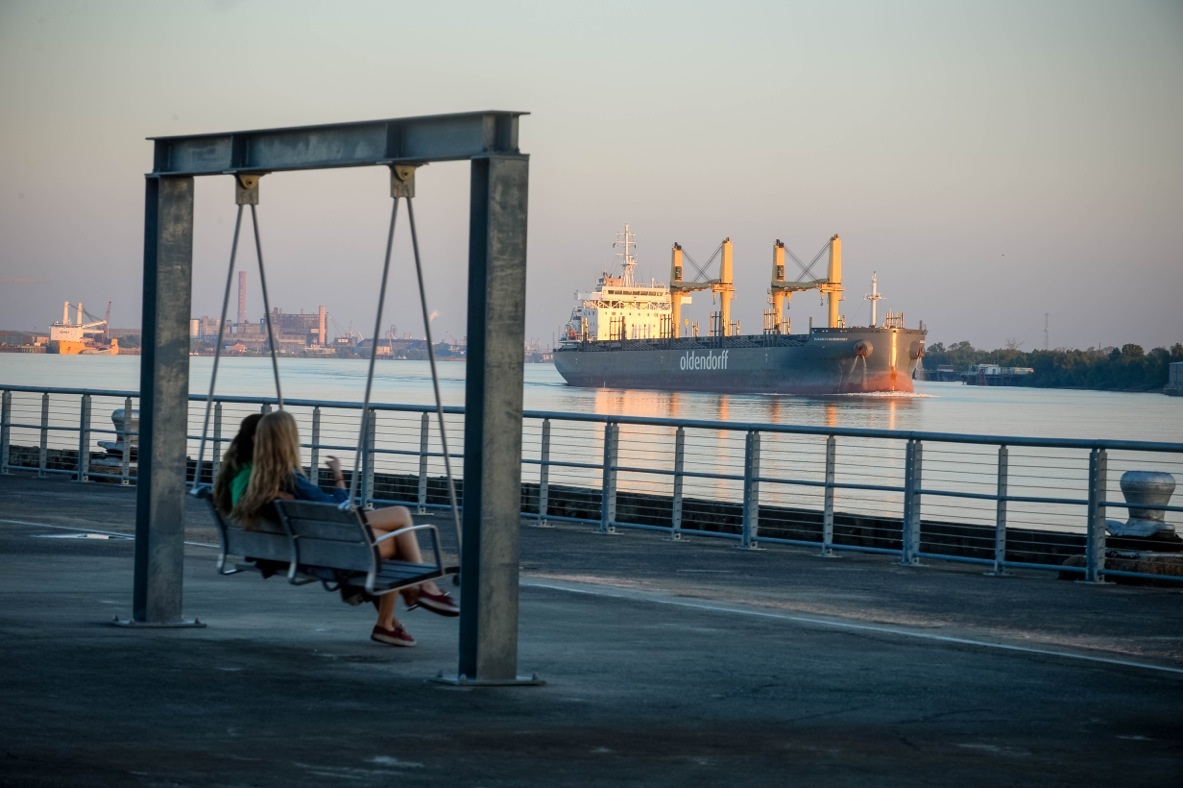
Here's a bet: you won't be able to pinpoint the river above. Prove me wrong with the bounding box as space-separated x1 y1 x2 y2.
0 353 1178 443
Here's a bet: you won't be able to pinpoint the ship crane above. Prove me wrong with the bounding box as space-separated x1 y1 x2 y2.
769 235 844 332
56 301 110 333
669 238 735 338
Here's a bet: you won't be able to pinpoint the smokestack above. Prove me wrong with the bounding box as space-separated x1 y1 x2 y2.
237 271 247 330
318 305 327 346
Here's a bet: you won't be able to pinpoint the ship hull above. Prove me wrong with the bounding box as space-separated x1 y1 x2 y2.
48 340 88 355
554 327 926 395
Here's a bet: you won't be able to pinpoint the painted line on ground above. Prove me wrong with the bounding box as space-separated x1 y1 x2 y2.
0 518 213 548
524 579 1183 677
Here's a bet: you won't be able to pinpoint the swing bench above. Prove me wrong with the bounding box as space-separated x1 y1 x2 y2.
198 486 457 599
191 166 464 605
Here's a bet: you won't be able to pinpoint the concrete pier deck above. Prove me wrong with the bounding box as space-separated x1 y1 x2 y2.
1 474 1180 786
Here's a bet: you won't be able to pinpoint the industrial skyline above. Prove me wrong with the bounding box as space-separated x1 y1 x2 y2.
1 1 1180 353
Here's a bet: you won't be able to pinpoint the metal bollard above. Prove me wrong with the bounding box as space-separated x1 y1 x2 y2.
1106 471 1176 538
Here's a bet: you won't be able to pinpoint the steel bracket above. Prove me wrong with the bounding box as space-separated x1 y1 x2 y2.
390 164 420 199
234 173 264 206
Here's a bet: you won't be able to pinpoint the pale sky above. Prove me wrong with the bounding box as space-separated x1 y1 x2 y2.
1 0 1181 352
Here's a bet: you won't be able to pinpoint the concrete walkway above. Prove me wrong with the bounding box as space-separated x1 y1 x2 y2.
1 474 1181 787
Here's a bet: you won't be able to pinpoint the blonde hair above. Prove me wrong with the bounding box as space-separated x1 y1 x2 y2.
231 409 303 528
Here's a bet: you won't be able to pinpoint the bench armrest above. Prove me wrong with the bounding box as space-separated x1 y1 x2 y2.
370 522 446 575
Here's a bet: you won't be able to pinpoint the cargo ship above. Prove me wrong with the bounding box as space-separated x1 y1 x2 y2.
48 302 118 355
553 226 926 395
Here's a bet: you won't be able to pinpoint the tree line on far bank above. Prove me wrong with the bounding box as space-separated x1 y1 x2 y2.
922 341 1183 391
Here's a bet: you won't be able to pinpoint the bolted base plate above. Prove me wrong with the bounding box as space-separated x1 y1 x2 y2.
109 616 207 629
433 672 546 687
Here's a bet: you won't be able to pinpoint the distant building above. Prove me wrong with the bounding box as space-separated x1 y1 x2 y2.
0 330 47 349
1166 362 1183 397
190 305 329 352
190 317 225 338
269 306 327 347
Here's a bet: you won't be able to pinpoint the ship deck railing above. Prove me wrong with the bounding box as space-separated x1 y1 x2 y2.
557 333 813 351
2 383 1182 587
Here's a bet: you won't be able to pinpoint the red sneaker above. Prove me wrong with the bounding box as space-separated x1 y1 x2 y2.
410 589 460 617
371 624 416 647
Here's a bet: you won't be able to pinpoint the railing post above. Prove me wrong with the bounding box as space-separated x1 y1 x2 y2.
986 445 1010 577
668 426 685 541
900 438 922 566
739 430 762 550
821 435 837 557
120 396 133 486
537 418 552 527
598 422 618 535
78 393 92 482
418 412 430 514
211 402 223 484
1082 447 1110 584
38 393 49 478
361 407 376 508
309 406 321 483
0 390 10 474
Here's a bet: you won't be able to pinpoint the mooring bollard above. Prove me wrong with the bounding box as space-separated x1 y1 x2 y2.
1106 470 1176 538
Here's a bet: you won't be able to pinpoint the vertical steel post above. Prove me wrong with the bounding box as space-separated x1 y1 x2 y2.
537 418 551 526
211 402 223 484
454 153 536 684
120 396 133 485
418 412 430 514
309 406 321 483
78 394 92 482
670 426 685 540
598 422 619 535
128 174 198 627
987 445 1010 576
0 390 10 474
362 408 376 508
38 393 49 477
739 430 762 549
900 439 922 566
1083 447 1109 584
821 435 837 557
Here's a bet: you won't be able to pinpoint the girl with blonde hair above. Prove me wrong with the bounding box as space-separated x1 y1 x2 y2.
234 409 458 647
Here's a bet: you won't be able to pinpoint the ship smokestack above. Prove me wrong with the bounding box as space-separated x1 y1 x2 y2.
237 271 247 330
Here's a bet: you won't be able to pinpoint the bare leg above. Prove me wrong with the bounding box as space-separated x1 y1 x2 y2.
376 593 401 630
366 505 445 598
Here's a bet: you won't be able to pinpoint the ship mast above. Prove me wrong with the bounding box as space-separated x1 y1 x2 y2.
864 271 882 327
613 224 637 287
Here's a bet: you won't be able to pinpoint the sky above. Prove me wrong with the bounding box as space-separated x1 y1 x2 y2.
1 0 1181 353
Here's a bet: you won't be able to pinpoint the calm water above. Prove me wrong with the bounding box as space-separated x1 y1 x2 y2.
0 353 1179 443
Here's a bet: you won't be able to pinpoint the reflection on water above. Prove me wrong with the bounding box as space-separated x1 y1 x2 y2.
592 388 686 420
1 354 1178 442
583 385 919 433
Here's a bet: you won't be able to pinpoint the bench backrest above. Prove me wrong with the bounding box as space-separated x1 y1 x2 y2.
273 500 377 574
197 487 293 571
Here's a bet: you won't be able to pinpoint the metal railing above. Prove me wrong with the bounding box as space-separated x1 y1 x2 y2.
3 384 1182 585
